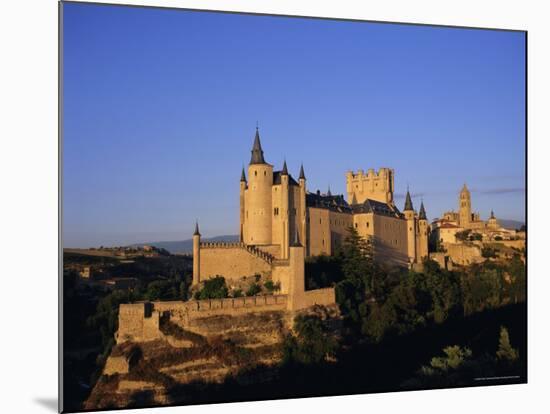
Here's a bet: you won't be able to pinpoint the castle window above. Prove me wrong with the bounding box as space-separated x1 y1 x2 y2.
274 207 279 216
355 223 358 228
264 171 266 176
255 170 257 176
320 218 322 224
366 222 369 228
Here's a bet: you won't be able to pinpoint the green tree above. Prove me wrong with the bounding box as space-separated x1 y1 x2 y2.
334 227 375 335
195 276 229 299
496 326 519 362
246 283 262 297
282 311 337 365
455 229 471 242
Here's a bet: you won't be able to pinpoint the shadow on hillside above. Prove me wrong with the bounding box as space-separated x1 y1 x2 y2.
130 302 527 409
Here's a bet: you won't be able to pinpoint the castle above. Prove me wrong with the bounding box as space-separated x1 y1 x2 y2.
191 128 429 309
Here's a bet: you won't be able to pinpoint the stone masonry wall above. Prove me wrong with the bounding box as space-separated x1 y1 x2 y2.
198 243 272 282
117 296 288 344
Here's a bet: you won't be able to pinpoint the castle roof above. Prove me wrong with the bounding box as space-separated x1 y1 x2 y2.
404 190 414 211
240 167 246 182
306 192 403 218
281 160 288 175
439 222 459 229
352 198 403 218
306 192 352 213
299 164 306 180
273 171 299 186
419 201 427 220
250 128 266 165
193 221 200 236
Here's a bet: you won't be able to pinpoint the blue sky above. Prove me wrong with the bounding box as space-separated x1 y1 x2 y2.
62 2 526 247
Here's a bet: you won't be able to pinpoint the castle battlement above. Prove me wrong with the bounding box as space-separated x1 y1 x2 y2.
346 167 393 179
116 295 290 344
199 242 275 264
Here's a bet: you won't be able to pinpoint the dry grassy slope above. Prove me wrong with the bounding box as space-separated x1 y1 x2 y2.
84 310 290 410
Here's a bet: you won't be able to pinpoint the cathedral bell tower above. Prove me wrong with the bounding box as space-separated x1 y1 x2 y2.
459 184 472 227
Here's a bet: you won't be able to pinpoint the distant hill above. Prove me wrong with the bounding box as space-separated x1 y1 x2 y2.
129 220 524 254
499 219 525 230
129 235 239 254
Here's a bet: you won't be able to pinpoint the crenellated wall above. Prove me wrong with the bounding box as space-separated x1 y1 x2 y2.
197 242 273 283
346 168 394 205
116 295 289 344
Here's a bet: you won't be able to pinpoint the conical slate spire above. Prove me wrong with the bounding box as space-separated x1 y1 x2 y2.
404 190 414 211
281 160 288 175
193 221 201 236
299 163 306 180
490 210 495 219
419 201 427 220
327 186 332 196
240 167 246 182
250 127 266 165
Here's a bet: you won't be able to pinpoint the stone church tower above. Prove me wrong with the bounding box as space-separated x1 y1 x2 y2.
459 183 471 227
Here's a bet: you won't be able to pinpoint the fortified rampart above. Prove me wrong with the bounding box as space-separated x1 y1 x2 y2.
117 295 288 344
197 242 273 282
443 242 484 265
116 286 336 345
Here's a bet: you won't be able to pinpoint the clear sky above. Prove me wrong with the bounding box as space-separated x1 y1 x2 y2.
62 2 526 248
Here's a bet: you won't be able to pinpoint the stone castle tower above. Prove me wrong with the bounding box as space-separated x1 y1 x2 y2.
346 168 394 205
459 183 471 227
402 189 429 264
240 128 307 260
403 190 417 263
192 221 201 285
417 201 429 260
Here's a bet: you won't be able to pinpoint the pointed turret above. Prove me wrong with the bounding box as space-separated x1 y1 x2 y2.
490 210 495 219
240 167 246 182
250 127 266 164
327 186 332 196
299 163 306 180
404 190 414 211
193 221 201 236
281 160 288 175
419 201 427 220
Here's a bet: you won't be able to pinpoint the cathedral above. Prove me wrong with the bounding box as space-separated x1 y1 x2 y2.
192 128 429 295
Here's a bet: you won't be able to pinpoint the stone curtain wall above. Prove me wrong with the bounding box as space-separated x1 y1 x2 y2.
117 295 288 343
199 243 272 282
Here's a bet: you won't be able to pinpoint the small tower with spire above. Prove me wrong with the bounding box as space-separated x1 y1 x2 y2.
298 163 307 256
280 159 290 259
417 200 429 261
487 209 499 230
192 221 201 285
239 167 247 242
403 188 417 264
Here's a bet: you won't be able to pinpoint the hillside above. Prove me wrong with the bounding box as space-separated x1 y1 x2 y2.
499 219 525 230
129 235 239 254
